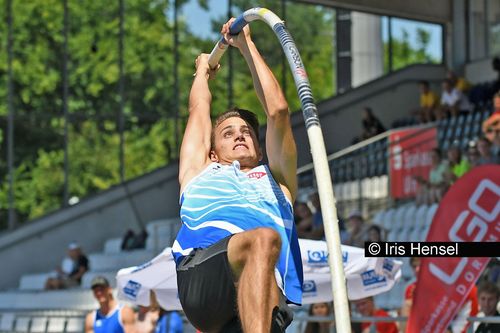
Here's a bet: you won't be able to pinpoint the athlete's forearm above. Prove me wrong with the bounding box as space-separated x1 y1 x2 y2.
189 73 212 114
240 41 288 118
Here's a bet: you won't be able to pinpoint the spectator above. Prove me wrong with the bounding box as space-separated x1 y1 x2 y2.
366 225 383 243
415 148 449 205
295 202 315 239
417 80 440 123
304 192 325 240
135 304 158 333
122 228 149 251
45 242 89 290
444 145 471 185
467 141 481 168
439 79 472 119
483 95 500 160
344 210 369 248
304 302 333 333
152 292 183 333
85 276 136 333
477 137 499 165
475 282 500 333
352 296 398 333
361 107 385 140
447 70 471 93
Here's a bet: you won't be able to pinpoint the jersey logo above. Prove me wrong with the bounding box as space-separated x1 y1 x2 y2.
247 171 267 179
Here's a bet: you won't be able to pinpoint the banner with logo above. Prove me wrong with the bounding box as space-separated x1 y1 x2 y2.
407 165 500 333
117 239 402 309
299 239 402 302
389 126 437 198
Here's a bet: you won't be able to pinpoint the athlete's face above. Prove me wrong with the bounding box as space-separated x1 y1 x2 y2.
211 117 262 169
92 285 112 304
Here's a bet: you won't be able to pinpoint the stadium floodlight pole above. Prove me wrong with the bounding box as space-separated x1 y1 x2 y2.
62 0 69 206
6 0 15 229
208 8 352 333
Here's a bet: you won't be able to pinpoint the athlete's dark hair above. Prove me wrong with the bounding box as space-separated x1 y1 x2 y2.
211 107 260 149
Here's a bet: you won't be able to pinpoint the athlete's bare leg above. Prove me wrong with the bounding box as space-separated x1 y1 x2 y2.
227 227 282 333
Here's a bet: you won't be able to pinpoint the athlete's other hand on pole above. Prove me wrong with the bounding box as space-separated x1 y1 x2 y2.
195 53 220 80
221 18 252 51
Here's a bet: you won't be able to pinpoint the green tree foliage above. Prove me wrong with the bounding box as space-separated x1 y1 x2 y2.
0 0 205 224
385 27 438 72
209 0 335 120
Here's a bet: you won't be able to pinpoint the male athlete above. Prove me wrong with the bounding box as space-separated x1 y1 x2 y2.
84 276 136 333
172 19 303 333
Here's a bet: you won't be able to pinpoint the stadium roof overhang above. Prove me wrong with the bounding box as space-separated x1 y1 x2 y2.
295 0 452 24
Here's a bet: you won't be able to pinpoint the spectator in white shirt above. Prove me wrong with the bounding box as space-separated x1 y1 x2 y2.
439 79 472 119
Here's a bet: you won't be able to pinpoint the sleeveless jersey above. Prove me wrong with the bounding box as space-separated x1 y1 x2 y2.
173 161 303 305
93 305 124 333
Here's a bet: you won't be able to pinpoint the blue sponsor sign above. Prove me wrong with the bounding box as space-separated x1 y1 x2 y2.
361 270 386 287
307 250 328 265
342 251 348 263
302 280 317 293
383 258 394 272
123 280 141 299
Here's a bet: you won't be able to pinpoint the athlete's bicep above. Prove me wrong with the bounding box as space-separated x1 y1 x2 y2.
266 112 297 202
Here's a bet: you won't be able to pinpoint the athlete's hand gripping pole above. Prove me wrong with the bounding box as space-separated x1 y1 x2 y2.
207 8 352 333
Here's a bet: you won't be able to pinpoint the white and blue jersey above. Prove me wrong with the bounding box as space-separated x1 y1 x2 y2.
93 305 124 333
173 161 303 305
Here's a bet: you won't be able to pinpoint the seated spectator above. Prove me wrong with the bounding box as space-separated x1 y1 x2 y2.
344 210 369 248
294 202 315 239
475 282 500 333
415 148 449 205
483 95 500 160
304 302 333 333
352 296 398 333
447 70 471 93
45 242 89 290
444 145 471 185
477 137 499 165
416 80 440 123
361 107 385 140
366 225 383 243
121 228 148 251
306 192 325 240
439 79 472 119
467 141 481 168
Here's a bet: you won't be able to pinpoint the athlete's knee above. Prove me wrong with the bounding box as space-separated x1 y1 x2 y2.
252 228 281 258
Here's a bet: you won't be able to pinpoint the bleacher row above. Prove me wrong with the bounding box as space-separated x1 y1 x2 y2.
0 311 85 333
372 202 438 310
0 219 181 332
438 109 492 151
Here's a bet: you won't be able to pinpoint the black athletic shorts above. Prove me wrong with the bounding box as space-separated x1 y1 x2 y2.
176 235 293 333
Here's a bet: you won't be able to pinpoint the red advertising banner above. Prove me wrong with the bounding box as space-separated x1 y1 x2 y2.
407 165 500 333
389 126 437 198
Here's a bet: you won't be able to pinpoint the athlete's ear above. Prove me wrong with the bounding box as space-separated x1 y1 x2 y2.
210 150 219 162
258 147 263 162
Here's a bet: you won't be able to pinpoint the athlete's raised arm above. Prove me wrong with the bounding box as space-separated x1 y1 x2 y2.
222 20 297 202
179 54 219 191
